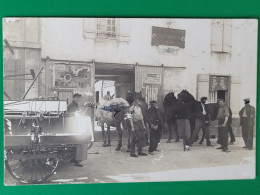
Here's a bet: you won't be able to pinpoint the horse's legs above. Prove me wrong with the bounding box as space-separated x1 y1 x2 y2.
189 118 196 139
115 121 123 151
101 123 107 147
173 120 179 142
107 125 111 146
166 119 172 143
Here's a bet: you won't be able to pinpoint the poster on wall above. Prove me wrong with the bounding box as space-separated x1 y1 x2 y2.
53 63 93 95
142 73 161 88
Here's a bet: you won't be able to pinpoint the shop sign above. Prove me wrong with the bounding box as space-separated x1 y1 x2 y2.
142 73 161 88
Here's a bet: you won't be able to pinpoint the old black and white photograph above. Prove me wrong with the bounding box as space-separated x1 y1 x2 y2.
3 18 257 185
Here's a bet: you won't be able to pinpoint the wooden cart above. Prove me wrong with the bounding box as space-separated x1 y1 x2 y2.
4 100 94 184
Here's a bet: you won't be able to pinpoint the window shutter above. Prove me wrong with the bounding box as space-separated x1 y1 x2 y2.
223 20 232 53
211 19 224 52
118 19 130 42
83 18 97 39
230 76 241 116
197 74 209 101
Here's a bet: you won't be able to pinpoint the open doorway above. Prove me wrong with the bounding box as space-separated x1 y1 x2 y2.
95 62 135 100
94 62 135 134
95 80 116 104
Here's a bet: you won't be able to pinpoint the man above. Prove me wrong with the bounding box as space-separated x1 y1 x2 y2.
68 93 81 114
188 97 212 147
239 98 255 150
129 98 148 157
67 93 85 167
216 99 230 152
147 101 164 155
103 91 112 101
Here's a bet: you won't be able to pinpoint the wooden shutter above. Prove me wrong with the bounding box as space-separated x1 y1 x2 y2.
83 18 97 39
230 76 241 116
223 20 232 53
211 19 224 52
118 18 130 42
135 65 163 107
197 74 209 101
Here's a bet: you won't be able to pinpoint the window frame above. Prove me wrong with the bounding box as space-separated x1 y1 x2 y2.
96 18 119 40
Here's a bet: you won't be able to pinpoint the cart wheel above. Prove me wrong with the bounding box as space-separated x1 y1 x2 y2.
5 155 59 184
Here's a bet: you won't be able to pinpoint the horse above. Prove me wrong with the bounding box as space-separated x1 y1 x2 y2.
95 98 131 150
96 91 148 151
177 90 221 145
163 90 200 143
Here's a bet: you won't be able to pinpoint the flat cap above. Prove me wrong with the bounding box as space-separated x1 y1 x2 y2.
243 98 250 101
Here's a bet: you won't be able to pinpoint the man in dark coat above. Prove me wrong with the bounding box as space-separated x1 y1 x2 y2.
147 101 164 155
239 98 255 150
188 97 212 146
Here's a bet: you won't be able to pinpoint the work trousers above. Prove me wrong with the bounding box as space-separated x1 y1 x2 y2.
242 125 254 149
188 119 210 145
130 120 147 155
217 119 228 150
149 125 162 152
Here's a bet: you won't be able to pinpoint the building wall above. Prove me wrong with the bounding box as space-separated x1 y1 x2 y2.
3 18 257 116
3 18 41 100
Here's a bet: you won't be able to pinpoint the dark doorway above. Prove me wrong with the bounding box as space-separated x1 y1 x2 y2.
217 90 229 105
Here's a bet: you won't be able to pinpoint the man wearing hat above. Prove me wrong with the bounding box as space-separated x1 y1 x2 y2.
68 93 82 113
147 100 164 154
188 97 212 146
239 98 255 150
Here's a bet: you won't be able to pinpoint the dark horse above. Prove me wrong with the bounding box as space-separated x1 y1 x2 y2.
163 90 201 143
164 90 220 145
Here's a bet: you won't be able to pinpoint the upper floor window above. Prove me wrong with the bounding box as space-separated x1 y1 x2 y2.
96 18 118 39
211 19 232 53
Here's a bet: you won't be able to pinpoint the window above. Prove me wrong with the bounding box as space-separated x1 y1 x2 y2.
96 18 117 39
211 19 232 53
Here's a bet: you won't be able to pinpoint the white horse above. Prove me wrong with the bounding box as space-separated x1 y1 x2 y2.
95 98 130 149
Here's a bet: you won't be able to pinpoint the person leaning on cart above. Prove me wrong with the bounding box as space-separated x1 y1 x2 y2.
67 93 85 167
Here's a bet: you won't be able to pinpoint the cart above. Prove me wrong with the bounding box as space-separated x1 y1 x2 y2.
4 99 94 184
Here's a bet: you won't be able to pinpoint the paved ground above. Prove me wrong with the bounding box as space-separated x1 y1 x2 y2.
4 137 255 185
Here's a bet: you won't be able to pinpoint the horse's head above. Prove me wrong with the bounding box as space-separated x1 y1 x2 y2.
177 90 196 103
163 92 177 108
134 91 145 102
126 91 135 104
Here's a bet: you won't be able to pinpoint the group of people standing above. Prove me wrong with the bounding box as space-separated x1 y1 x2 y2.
67 91 256 163
186 97 255 153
